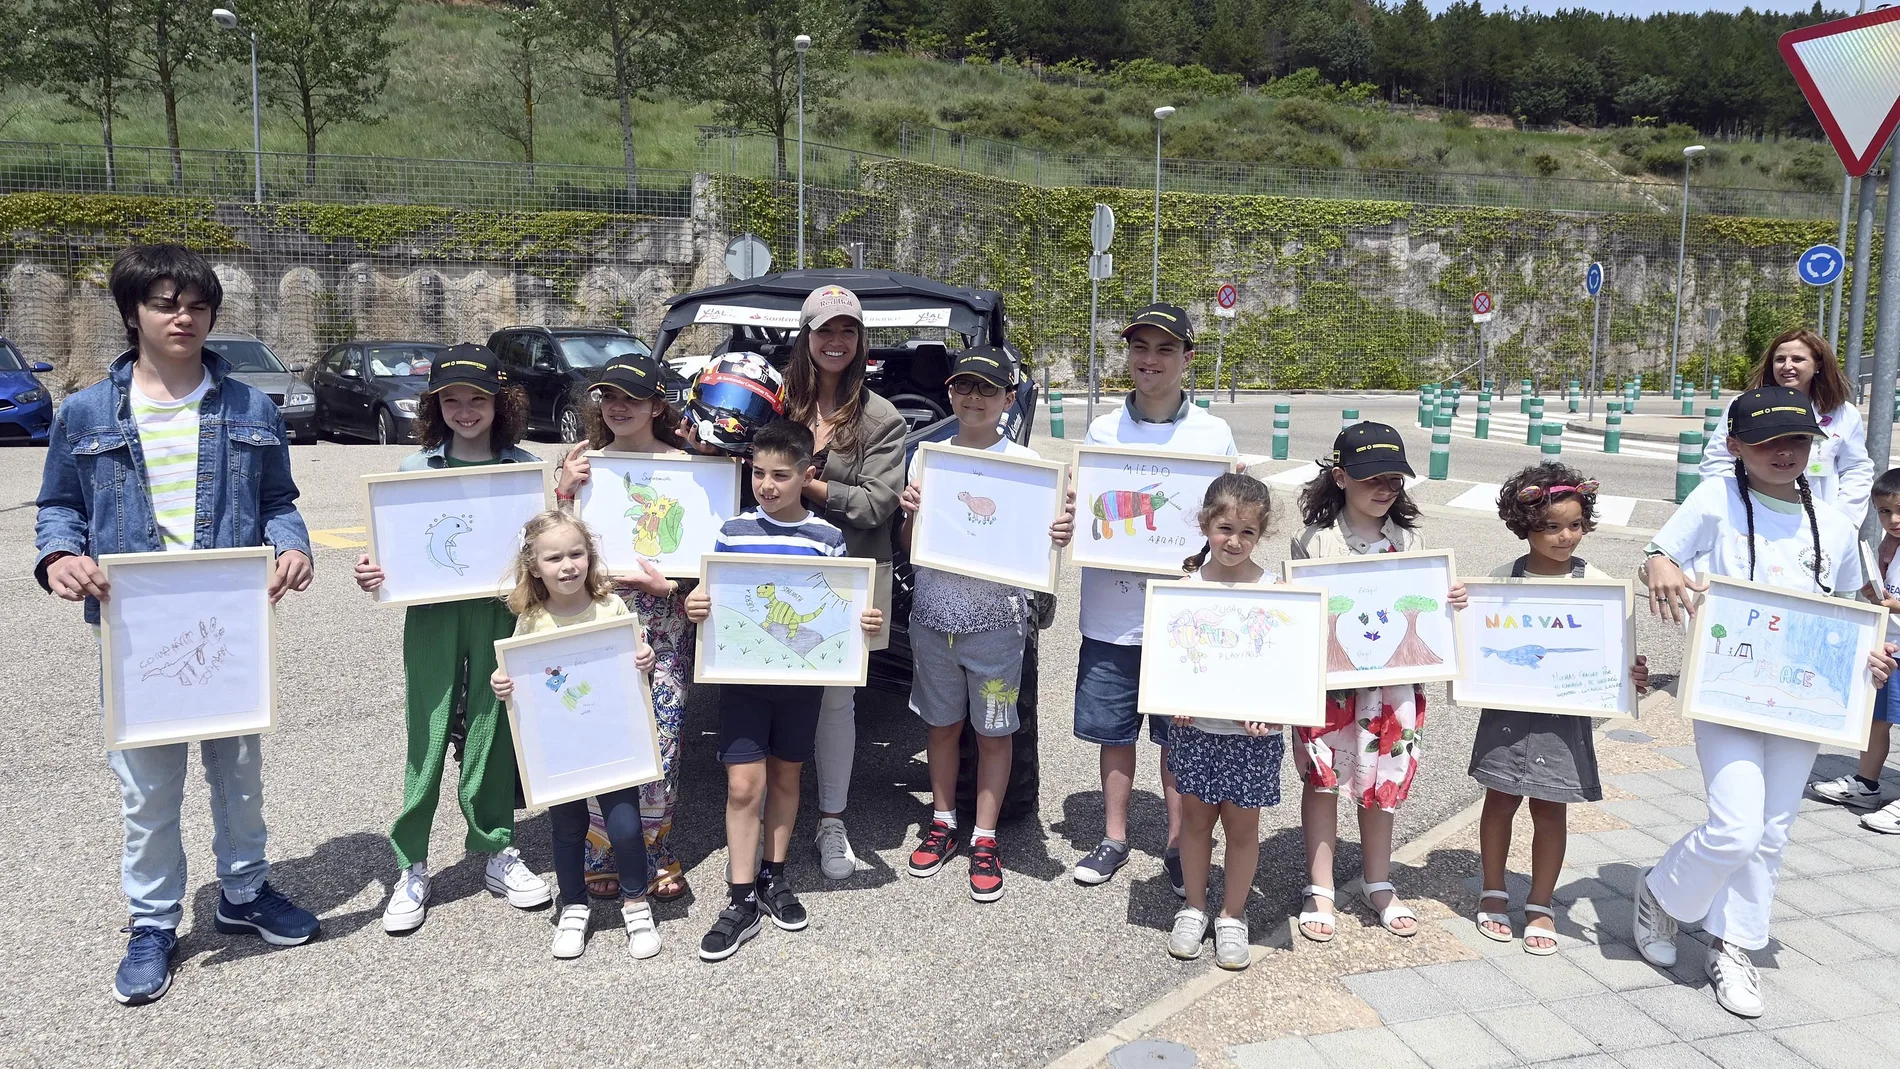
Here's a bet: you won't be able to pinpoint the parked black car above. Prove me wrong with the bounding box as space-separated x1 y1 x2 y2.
309 340 444 444
486 326 654 442
206 334 317 443
652 268 1007 434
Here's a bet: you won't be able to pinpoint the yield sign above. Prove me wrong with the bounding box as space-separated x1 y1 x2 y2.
1779 7 1900 177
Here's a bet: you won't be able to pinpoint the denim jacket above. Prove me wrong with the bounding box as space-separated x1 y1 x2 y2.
397 441 541 471
35 349 313 623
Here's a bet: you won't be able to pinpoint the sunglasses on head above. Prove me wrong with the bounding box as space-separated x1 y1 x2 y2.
950 378 1004 398
1516 480 1599 504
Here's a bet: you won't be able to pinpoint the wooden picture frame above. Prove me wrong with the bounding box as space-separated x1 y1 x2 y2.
1138 579 1330 726
1283 549 1463 689
1678 573 1886 748
1068 445 1238 574
694 553 878 687
495 615 664 808
1451 577 1638 718
99 547 276 750
577 450 743 579
362 463 552 607
909 441 1068 595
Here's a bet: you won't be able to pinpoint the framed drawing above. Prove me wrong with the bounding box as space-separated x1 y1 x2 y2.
694 554 877 687
363 463 552 607
909 442 1068 594
99 547 276 749
1068 445 1237 574
1679 574 1886 748
495 615 664 808
1451 578 1638 717
1283 550 1462 689
578 451 743 579
1138 580 1329 727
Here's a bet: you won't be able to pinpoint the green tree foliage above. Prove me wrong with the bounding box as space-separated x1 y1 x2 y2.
549 0 691 187
462 0 562 175
127 0 209 184
31 0 139 187
247 0 402 183
691 0 859 179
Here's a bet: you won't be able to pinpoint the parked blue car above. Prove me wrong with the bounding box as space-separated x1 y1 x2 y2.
0 337 55 444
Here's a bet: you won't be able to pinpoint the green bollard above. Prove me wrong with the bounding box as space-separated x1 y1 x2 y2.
1521 378 1534 414
1541 421 1563 457
1703 406 1721 439
1416 385 1433 429
1430 413 1452 480
1672 375 1683 401
1624 381 1638 416
1604 402 1622 454
1526 397 1546 447
1050 390 1065 439
1568 379 1581 414
1476 391 1491 439
1272 402 1290 460
1196 397 1211 410
1676 432 1704 503
1341 407 1359 431
1681 384 1696 417
1710 375 1721 401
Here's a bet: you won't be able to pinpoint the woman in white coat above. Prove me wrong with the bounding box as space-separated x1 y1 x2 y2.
1700 328 1873 524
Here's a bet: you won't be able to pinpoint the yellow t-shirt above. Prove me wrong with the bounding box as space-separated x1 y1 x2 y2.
512 594 630 637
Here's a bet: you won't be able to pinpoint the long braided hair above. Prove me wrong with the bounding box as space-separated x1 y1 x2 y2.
1732 457 1828 592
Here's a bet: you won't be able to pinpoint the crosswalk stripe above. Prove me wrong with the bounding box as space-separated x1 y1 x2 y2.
1442 482 1642 526
1437 416 1678 460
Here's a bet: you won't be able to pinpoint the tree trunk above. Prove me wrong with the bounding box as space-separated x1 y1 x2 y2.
1383 609 1444 669
522 43 536 185
100 79 116 192
301 81 318 186
157 23 182 185
610 26 636 194
775 132 788 181
1325 613 1354 672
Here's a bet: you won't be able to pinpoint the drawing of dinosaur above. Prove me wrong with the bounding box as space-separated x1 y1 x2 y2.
755 582 827 639
1090 483 1176 540
623 474 684 557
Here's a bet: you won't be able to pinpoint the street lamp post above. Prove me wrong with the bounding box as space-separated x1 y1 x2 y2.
795 34 811 271
212 8 262 205
1151 105 1174 303
1667 144 1706 390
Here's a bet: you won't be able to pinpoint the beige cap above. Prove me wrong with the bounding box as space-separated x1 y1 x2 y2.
801 285 863 330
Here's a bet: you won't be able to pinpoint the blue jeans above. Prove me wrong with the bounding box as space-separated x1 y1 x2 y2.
1073 637 1171 748
108 736 270 929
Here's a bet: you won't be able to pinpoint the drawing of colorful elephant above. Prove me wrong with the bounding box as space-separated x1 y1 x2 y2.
1091 483 1175 540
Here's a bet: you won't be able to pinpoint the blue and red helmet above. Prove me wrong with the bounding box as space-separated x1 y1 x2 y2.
686 352 786 454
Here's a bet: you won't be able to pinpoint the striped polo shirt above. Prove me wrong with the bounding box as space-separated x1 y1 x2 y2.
131 377 210 551
714 509 847 558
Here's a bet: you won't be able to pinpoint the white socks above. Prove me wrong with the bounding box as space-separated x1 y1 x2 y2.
933 809 957 830
973 826 996 841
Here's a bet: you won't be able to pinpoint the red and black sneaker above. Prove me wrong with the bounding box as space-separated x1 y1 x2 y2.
969 837 1004 902
907 820 959 877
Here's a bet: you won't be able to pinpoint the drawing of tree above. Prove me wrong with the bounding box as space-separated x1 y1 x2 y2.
1385 594 1445 669
1326 595 1356 672
1710 623 1727 655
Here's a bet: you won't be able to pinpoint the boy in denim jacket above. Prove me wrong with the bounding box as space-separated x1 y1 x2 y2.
35 245 318 1006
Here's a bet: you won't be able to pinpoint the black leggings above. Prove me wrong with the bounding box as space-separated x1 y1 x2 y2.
548 787 647 907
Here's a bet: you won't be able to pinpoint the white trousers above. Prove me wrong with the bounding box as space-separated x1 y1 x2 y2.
1647 720 1818 951
815 685 857 814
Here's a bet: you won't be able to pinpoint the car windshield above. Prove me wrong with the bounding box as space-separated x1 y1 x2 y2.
0 342 25 371
213 340 286 372
557 334 646 367
367 346 439 377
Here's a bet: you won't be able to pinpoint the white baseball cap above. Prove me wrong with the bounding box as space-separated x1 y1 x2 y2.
801 285 863 330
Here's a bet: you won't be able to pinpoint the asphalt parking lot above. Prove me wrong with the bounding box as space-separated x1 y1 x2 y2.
0 394 1692 1068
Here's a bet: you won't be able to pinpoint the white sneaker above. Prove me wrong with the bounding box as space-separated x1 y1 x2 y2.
1812 773 1884 809
1862 799 1900 834
1213 917 1251 970
382 864 430 934
1631 866 1678 968
1167 907 1208 960
623 898 662 960
1706 941 1763 1018
550 904 589 959
485 847 553 909
815 818 861 881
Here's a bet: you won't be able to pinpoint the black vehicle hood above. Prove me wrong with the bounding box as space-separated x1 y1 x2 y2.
370 377 430 401
654 268 1003 357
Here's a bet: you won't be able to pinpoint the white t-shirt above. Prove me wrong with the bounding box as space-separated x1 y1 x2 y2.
1875 538 1900 641
131 376 211 552
1650 476 1863 597
1079 396 1240 645
1179 566 1272 734
906 436 1040 634
1698 401 1874 524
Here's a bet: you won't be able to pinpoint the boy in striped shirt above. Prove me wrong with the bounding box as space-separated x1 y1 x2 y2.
684 420 883 961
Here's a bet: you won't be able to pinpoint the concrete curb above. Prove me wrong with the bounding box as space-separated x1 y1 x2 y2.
1561 418 1695 446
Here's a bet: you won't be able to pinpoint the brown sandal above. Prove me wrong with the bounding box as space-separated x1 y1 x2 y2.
585 875 621 899
649 873 689 902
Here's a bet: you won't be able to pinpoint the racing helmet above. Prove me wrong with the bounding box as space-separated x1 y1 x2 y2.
686 352 786 454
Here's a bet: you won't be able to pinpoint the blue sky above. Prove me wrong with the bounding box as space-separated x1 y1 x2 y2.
1417 1 1837 13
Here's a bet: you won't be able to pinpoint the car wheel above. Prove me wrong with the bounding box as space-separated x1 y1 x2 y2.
886 392 948 434
558 403 584 444
376 407 399 445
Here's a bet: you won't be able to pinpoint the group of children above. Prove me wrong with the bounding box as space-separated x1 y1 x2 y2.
44 244 1900 1020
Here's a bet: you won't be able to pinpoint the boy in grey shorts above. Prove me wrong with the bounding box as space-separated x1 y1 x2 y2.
897 346 1075 901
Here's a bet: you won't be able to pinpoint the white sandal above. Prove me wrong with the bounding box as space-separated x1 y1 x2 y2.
1297 884 1336 942
1522 903 1559 956
1350 878 1418 937
1476 889 1514 943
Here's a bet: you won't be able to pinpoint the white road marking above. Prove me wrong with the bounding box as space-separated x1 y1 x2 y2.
1443 480 1641 527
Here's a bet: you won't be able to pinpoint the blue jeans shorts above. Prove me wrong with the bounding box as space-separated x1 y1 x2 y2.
1073 637 1171 748
1878 679 1900 725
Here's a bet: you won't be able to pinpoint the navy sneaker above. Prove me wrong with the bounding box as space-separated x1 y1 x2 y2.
213 881 320 946
1164 847 1186 899
113 925 178 1006
1073 838 1131 885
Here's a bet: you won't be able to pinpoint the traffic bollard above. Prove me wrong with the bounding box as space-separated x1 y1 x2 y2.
1196 397 1211 410
1605 402 1622 454
1681 384 1696 417
1521 378 1534 414
1568 379 1581 414
1430 412 1451 480
1624 381 1638 416
1676 432 1704 503
1417 386 1433 429
1710 375 1721 400
1272 402 1290 460
1341 407 1359 431
1476 391 1491 439
1703 406 1721 440
1541 421 1563 457
1050 390 1064 439
1526 397 1545 447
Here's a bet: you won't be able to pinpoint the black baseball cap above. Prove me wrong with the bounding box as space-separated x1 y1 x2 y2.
425 343 504 396
1121 303 1195 349
595 351 663 400
1728 385 1824 445
1332 421 1414 479
946 345 1016 389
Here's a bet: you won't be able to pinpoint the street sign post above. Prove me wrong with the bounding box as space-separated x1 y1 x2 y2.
1212 284 1237 403
1087 204 1116 426
1586 263 1604 421
1472 291 1495 390
723 233 772 281
1703 306 1724 391
1778 8 1900 177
